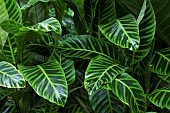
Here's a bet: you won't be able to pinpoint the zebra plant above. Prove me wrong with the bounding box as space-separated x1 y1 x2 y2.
0 0 170 112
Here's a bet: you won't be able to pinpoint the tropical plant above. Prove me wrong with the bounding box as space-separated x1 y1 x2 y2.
0 0 170 112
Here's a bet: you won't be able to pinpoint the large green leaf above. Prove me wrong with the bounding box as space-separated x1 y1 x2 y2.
148 87 170 109
31 17 62 34
92 0 116 38
126 0 156 64
0 0 22 47
0 61 25 88
149 48 170 75
99 14 140 51
21 0 51 10
71 0 85 18
56 35 117 60
151 0 170 46
18 60 68 107
90 89 126 113
0 19 23 34
84 56 128 95
49 50 75 85
105 73 146 113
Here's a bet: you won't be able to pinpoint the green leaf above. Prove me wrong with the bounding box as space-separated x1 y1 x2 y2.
56 35 117 60
92 0 117 38
99 14 140 51
21 0 51 10
3 36 18 64
151 0 170 46
71 0 85 18
148 87 170 109
0 61 25 88
0 19 23 34
18 60 68 107
90 89 126 113
31 17 62 34
84 56 128 95
105 73 146 113
126 0 156 63
0 0 22 47
49 50 75 85
149 48 170 75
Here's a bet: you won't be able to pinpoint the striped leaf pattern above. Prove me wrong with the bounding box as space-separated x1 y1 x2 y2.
65 105 86 113
149 48 170 75
56 35 117 60
3 36 18 64
49 50 75 85
3 0 22 23
99 14 140 51
84 0 98 32
84 56 128 95
0 0 22 47
92 0 116 38
0 19 23 34
148 87 170 109
21 0 51 10
89 89 126 113
105 73 146 113
0 61 25 88
126 0 156 63
31 17 62 34
18 60 68 107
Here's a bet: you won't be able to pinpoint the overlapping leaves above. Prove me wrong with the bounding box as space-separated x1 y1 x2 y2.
18 60 68 107
149 48 170 75
126 0 156 64
84 56 128 95
99 14 140 51
148 87 170 109
0 0 22 47
49 50 75 85
105 73 146 113
0 61 25 88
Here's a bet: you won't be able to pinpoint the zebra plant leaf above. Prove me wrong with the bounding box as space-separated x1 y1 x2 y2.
126 0 156 64
31 17 62 34
148 87 170 109
0 19 23 34
21 0 51 10
99 14 140 51
84 56 128 95
56 35 117 60
90 89 126 113
149 48 170 75
0 0 22 47
105 73 146 113
0 61 25 88
18 60 68 107
49 50 75 85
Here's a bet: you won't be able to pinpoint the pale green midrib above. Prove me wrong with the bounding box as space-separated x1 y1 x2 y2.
37 65 62 102
116 78 141 112
107 90 113 112
8 38 16 64
58 47 113 59
116 19 135 41
155 51 170 62
91 63 118 92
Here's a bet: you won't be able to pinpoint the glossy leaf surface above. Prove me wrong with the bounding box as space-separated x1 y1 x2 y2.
18 60 68 107
105 73 146 113
90 89 125 113
84 56 128 95
99 14 140 51
148 87 170 109
0 61 25 88
57 35 117 59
